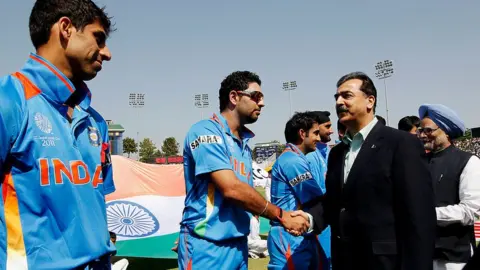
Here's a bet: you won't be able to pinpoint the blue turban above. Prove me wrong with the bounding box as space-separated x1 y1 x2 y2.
418 104 465 139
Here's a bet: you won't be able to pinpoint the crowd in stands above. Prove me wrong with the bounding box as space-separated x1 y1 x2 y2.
454 137 480 157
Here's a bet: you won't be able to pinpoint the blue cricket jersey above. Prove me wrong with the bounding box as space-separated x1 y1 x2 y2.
181 113 254 241
306 142 332 266
0 54 116 269
270 144 324 225
306 142 330 193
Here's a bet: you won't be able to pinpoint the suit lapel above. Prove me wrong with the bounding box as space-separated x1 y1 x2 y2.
344 123 385 190
338 143 349 191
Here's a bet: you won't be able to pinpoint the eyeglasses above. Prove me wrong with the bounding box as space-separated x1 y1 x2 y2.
416 127 439 135
236 89 264 103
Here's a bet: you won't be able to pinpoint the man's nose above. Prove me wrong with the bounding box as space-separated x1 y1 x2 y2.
100 46 112 61
257 98 265 108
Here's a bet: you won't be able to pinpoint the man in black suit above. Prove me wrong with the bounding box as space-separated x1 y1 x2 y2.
298 72 437 270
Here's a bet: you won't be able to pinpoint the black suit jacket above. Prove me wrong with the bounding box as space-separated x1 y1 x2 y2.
308 122 436 270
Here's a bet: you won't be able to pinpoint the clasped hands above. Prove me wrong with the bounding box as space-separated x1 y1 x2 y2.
279 210 311 236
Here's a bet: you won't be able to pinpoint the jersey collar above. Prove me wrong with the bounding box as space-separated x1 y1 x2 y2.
21 53 92 110
211 113 255 141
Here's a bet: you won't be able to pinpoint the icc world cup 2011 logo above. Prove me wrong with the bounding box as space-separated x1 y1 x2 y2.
34 112 52 134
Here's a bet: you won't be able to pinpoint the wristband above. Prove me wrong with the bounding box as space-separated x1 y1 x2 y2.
276 208 283 223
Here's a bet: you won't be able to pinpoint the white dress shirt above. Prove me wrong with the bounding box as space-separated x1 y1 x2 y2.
342 117 378 182
305 117 378 231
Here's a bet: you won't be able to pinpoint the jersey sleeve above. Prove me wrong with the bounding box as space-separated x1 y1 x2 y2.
0 75 25 174
100 120 115 195
185 120 232 176
306 151 327 194
282 154 324 205
306 152 321 182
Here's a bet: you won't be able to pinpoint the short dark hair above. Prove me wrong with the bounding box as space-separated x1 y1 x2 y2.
376 115 386 125
311 111 331 124
29 0 114 49
336 71 377 112
219 71 261 111
398 116 420 132
109 231 116 240
284 111 319 144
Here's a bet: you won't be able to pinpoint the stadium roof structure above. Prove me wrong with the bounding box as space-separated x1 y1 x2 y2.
254 141 283 147
106 120 125 133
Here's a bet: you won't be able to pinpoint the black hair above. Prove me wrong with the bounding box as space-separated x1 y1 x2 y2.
109 231 116 239
311 111 331 124
336 71 377 112
219 71 261 111
284 111 319 144
29 0 114 49
376 115 386 125
398 115 420 132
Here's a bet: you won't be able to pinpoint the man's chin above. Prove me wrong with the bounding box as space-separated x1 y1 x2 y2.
245 116 259 124
423 143 433 151
81 71 98 81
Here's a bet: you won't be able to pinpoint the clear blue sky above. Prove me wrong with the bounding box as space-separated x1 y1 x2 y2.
1 1 479 149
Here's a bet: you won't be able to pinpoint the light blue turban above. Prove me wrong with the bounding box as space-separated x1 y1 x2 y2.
418 104 465 139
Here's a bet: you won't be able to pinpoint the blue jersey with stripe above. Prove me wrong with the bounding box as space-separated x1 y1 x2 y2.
270 144 324 225
306 142 332 265
0 54 116 269
181 113 254 241
306 142 330 193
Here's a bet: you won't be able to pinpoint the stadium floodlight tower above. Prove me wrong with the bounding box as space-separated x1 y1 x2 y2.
128 93 145 147
194 93 209 119
374 60 394 126
282 80 297 117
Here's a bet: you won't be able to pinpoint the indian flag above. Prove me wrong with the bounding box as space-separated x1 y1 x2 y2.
106 156 185 259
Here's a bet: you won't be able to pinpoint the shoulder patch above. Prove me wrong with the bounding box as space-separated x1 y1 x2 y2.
190 135 223 150
289 172 313 187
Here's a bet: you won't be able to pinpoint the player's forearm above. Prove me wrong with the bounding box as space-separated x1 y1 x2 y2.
223 181 281 220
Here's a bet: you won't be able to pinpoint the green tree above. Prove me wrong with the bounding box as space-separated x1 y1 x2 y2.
122 137 137 158
139 138 157 163
161 137 180 157
456 128 472 142
154 149 164 158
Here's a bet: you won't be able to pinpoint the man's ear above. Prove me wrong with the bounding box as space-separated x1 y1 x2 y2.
229 90 239 107
58 17 75 41
367 95 375 110
299 129 306 141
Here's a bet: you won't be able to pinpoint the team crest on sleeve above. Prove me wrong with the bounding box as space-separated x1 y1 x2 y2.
88 127 102 146
190 135 223 150
289 172 313 186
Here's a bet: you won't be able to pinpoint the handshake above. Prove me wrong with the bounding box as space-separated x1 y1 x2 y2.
279 210 311 236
